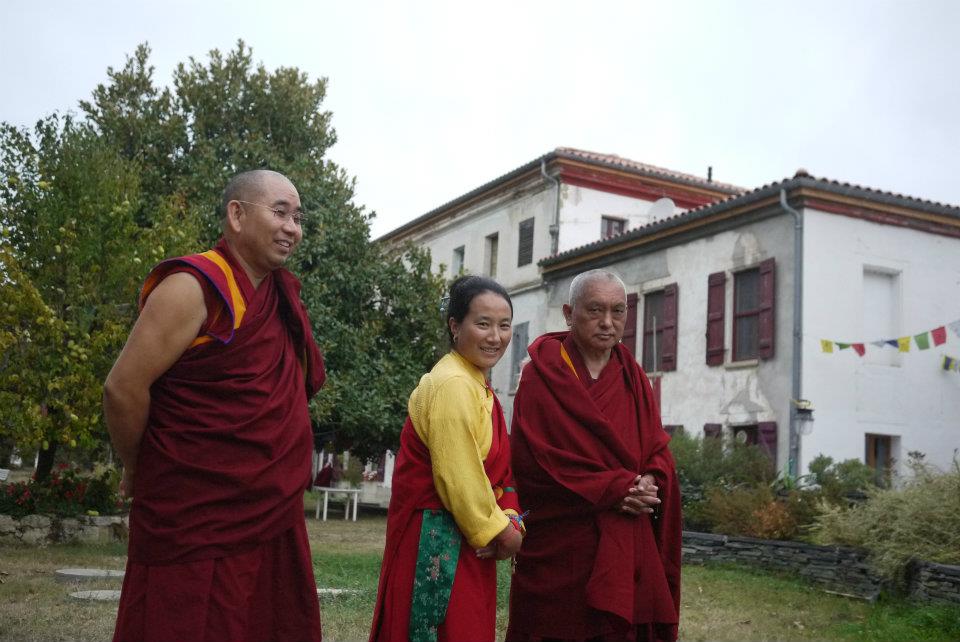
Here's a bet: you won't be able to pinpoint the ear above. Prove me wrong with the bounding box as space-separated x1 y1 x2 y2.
562 303 573 327
448 316 460 339
225 200 244 234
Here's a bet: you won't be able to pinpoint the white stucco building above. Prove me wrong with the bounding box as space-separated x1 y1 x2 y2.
382 149 960 479
379 147 740 421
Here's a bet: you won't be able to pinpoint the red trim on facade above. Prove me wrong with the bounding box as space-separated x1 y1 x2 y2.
801 197 960 239
558 163 725 209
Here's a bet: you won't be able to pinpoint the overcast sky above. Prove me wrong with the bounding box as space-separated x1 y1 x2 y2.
3 1 958 237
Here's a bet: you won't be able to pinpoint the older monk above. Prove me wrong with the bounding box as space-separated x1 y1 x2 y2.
507 269 682 642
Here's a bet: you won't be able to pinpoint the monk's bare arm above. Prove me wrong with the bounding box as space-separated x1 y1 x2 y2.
103 273 207 495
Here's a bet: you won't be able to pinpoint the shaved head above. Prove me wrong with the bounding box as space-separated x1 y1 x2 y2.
568 269 626 308
220 169 290 221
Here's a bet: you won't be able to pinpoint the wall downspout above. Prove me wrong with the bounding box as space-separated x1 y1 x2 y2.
541 158 561 256
780 187 803 478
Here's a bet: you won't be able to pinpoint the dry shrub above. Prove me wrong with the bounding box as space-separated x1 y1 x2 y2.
703 484 822 540
704 484 772 538
812 456 960 583
750 500 798 540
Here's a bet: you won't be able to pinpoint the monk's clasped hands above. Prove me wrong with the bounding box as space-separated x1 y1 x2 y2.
618 474 660 516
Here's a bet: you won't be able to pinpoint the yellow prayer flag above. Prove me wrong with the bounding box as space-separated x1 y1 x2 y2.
821 339 834 353
898 336 911 352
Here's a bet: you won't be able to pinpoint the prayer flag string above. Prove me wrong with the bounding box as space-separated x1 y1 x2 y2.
820 318 960 358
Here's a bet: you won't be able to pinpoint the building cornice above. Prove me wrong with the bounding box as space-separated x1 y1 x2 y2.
377 148 739 244
540 176 960 277
795 187 960 239
557 159 729 209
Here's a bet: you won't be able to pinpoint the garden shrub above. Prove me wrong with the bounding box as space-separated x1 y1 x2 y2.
812 454 960 583
703 484 777 537
672 430 776 533
750 498 797 540
0 463 126 518
701 484 826 541
672 429 879 539
671 430 775 497
806 454 877 505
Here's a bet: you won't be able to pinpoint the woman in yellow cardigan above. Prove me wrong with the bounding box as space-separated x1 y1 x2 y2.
370 275 524 642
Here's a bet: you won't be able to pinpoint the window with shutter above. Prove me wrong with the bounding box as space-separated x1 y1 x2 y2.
733 424 758 446
758 258 775 359
758 422 777 462
622 293 639 355
485 233 499 278
511 321 529 390
661 284 678 371
452 245 465 275
865 433 894 486
642 291 663 371
601 216 626 239
705 272 726 365
703 423 722 439
517 218 535 266
733 268 760 360
642 284 678 371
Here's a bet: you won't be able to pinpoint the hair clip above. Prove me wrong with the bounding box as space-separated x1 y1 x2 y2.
439 295 450 317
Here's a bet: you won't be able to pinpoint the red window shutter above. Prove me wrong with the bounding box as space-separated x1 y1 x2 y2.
660 283 678 371
758 258 775 359
704 423 722 439
758 421 777 462
706 272 726 365
623 293 639 356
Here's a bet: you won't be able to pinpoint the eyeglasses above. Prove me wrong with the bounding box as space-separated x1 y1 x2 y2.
235 200 306 226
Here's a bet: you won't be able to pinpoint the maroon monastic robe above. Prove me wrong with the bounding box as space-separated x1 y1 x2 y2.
113 239 325 642
370 388 521 642
507 332 682 642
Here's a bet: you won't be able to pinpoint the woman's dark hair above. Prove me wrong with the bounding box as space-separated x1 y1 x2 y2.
445 275 513 345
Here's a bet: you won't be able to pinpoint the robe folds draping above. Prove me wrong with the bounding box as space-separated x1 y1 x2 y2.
127 238 325 565
370 392 521 642
507 332 682 642
114 521 322 642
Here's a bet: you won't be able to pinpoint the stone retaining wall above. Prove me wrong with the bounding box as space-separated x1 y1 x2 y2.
682 531 885 600
0 513 128 545
682 530 960 606
909 561 960 605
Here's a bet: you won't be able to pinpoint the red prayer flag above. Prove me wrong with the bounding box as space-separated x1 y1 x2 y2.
932 326 947 346
852 343 865 356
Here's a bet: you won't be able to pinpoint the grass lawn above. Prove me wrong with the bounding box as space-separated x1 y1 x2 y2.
1 502 958 641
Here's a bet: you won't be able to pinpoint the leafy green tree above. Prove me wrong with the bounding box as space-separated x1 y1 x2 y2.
6 41 447 466
300 237 447 460
0 116 195 479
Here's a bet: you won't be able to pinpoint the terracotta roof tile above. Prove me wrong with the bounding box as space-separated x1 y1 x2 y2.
555 147 744 193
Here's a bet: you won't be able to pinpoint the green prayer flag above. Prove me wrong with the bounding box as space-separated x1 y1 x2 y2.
914 332 930 350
